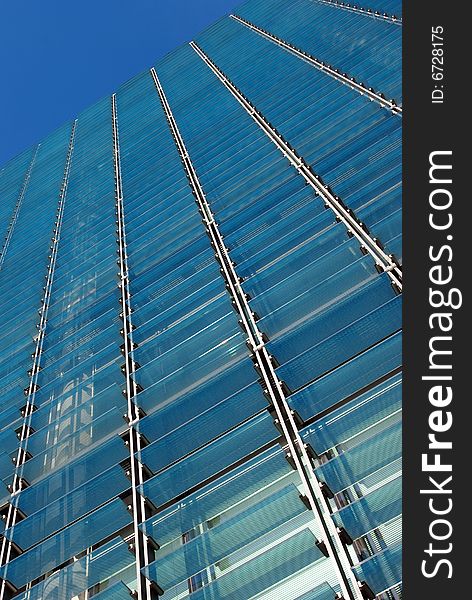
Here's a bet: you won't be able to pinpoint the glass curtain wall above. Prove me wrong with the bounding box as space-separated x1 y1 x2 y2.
0 1 401 599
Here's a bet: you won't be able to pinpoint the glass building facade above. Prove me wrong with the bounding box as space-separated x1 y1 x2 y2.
0 0 402 599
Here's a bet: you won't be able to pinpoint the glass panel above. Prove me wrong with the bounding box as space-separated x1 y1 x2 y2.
139 413 279 506
14 537 135 600
0 498 132 589
353 543 402 595
92 580 134 599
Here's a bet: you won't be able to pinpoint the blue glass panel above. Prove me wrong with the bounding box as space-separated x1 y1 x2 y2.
353 543 402 595
14 537 134 600
139 413 278 507
333 477 402 540
0 498 132 589
288 332 402 421
140 447 292 546
93 581 133 599
17 435 129 514
176 528 323 600
144 484 310 590
301 373 402 453
277 296 401 391
8 464 130 550
315 421 401 492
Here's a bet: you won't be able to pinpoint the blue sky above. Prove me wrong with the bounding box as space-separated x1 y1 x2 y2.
0 0 241 166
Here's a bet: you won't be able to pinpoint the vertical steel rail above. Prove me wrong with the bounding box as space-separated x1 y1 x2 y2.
111 94 155 600
312 0 402 25
149 66 364 600
190 41 402 293
0 145 41 270
230 14 401 115
0 121 77 600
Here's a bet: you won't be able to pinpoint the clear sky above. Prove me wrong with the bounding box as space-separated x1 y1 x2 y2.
0 0 241 166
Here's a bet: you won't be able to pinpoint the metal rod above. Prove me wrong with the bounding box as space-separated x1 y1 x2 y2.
312 0 402 25
0 145 40 270
0 121 77 599
149 65 364 600
190 41 402 292
231 14 401 116
111 93 154 600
